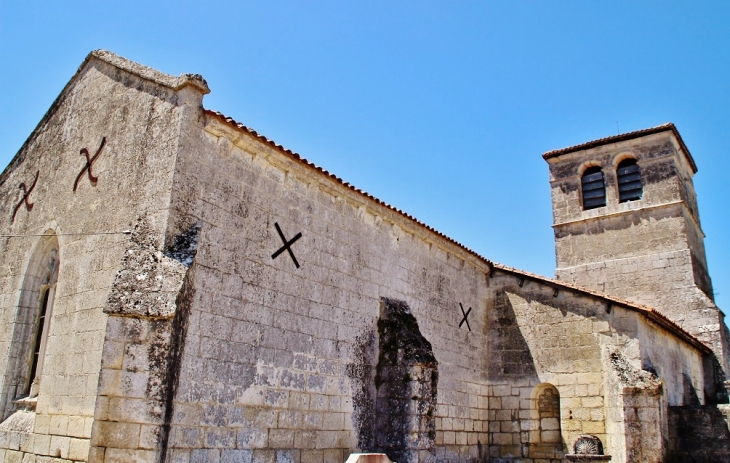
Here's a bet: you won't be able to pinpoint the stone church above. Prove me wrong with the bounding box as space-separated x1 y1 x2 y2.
0 50 728 463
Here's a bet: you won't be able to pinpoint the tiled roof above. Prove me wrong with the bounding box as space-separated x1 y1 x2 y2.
205 109 711 355
492 263 712 354
542 123 698 173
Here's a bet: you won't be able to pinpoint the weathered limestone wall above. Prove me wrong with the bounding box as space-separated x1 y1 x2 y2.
0 51 206 462
604 351 664 463
145 111 711 463
667 405 730 461
554 208 717 338
161 113 495 463
89 220 199 463
0 51 719 463
486 269 706 462
486 274 605 462
546 131 730 373
85 56 209 462
638 316 706 405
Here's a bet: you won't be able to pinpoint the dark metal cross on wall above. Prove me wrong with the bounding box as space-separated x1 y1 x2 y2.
459 302 472 331
74 137 106 192
12 170 39 222
271 222 302 268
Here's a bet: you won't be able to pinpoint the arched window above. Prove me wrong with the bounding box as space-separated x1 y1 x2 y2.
2 232 59 418
617 158 642 202
581 166 606 210
527 383 563 458
537 385 561 443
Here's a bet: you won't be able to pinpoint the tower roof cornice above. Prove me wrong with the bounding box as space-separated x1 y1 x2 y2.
543 123 698 173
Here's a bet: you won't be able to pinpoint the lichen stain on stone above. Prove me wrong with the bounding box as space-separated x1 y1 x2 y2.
346 329 377 453
164 221 200 267
145 319 173 404
610 350 662 393
348 298 438 463
105 217 199 318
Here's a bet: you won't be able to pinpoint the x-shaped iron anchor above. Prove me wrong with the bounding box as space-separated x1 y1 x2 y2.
459 302 472 331
74 137 106 192
12 170 39 222
271 222 302 268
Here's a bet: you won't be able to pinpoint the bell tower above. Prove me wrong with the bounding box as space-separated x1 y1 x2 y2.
543 124 730 373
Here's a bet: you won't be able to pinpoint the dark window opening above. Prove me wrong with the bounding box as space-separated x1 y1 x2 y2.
582 166 606 210
617 159 642 202
27 288 50 394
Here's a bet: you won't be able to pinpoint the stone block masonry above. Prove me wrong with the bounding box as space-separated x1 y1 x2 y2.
0 51 208 463
0 50 724 462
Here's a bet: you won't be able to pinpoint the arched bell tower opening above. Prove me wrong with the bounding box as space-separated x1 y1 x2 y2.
1 231 59 419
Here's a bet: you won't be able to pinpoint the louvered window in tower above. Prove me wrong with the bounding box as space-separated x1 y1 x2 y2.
617 159 642 202
581 166 606 210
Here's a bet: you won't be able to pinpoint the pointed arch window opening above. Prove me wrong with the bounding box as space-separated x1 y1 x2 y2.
582 166 606 210
617 159 643 202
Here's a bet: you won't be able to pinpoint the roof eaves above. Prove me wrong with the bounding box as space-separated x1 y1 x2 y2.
204 109 496 273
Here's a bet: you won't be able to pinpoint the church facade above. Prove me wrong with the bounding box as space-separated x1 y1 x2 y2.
0 50 727 463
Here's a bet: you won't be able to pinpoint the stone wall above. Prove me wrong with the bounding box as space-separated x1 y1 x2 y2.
486 269 706 462
0 51 207 462
161 112 495 462
667 405 730 462
147 110 709 462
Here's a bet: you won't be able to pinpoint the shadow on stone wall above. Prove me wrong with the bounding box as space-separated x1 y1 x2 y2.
488 289 538 382
488 287 568 461
667 405 730 462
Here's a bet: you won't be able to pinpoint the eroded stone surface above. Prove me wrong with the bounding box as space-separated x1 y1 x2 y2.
105 218 197 319
0 50 726 463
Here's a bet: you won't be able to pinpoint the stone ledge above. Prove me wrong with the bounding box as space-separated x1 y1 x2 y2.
566 455 612 461
345 453 393 463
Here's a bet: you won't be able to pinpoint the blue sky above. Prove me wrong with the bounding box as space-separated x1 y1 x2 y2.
1 2 729 310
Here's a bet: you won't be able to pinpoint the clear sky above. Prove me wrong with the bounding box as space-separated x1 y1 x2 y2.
1 2 729 311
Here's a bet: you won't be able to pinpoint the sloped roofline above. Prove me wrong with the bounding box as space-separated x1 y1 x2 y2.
0 50 209 187
542 123 698 174
205 109 495 269
2 49 711 356
492 263 712 354
207 109 711 355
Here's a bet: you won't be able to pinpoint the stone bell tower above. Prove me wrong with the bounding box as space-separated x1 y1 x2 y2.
543 123 730 374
